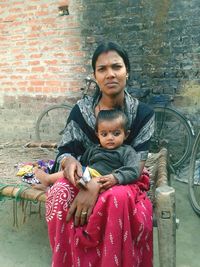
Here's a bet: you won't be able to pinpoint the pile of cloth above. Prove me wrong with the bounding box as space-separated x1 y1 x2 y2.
16 160 54 185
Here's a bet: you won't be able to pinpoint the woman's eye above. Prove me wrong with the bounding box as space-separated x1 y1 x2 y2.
97 67 105 72
113 65 122 70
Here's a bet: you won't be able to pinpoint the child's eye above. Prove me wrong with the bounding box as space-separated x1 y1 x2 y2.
101 133 107 137
113 131 121 136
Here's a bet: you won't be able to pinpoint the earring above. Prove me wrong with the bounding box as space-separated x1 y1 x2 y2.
126 74 129 79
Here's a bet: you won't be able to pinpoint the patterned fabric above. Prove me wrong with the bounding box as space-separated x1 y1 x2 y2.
46 90 154 266
46 171 153 267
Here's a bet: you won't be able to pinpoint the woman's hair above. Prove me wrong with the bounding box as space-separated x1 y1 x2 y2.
95 109 129 133
92 41 130 74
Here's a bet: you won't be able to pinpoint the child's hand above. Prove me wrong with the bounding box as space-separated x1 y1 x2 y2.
98 174 118 191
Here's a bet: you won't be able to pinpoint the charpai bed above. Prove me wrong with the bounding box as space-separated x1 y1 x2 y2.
0 142 177 267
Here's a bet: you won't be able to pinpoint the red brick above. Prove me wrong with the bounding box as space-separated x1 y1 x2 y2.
17 81 29 86
45 81 62 87
42 18 56 24
33 87 43 93
31 67 45 72
16 68 30 73
15 55 26 60
35 11 49 16
28 61 40 66
30 54 42 59
3 15 18 21
28 75 40 80
27 33 40 38
11 75 23 79
43 87 60 93
30 81 45 86
2 82 14 86
44 60 58 65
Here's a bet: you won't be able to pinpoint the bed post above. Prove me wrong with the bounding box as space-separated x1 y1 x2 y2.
155 148 176 267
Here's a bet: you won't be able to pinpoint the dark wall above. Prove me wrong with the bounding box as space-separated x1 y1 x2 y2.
79 0 200 128
80 0 199 92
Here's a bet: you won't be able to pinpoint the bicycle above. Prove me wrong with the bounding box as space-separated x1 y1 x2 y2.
128 87 195 172
35 77 96 142
35 78 195 171
188 130 200 215
149 94 194 171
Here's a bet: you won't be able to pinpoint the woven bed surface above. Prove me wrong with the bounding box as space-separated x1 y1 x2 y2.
0 141 164 203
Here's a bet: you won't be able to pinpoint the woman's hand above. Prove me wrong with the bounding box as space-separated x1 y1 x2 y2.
66 178 101 226
62 156 82 186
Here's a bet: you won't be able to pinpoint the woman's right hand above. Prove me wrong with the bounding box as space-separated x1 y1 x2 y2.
66 178 101 226
62 156 83 186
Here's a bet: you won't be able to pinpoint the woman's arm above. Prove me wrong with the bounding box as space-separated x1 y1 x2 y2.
62 156 83 186
62 155 102 226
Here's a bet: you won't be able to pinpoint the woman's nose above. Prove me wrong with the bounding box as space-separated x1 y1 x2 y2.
106 68 115 78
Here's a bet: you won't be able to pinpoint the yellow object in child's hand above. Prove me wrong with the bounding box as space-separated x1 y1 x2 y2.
16 165 33 176
88 167 101 178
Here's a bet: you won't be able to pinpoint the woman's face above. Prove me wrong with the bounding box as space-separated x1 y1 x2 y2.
94 50 127 97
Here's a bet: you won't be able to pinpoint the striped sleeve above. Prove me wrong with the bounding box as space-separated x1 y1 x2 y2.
57 104 98 159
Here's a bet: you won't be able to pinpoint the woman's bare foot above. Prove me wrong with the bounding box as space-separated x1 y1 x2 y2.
33 168 51 187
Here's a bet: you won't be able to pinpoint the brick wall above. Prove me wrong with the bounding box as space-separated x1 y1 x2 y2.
0 0 200 141
0 0 86 140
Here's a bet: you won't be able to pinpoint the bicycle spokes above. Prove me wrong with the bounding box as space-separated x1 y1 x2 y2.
151 107 193 170
189 132 200 215
35 104 72 142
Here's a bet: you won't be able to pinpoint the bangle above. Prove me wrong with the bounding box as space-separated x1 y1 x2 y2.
77 178 87 189
57 153 73 163
82 167 92 183
61 157 68 169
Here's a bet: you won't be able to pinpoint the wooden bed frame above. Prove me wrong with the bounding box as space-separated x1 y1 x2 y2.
0 144 177 267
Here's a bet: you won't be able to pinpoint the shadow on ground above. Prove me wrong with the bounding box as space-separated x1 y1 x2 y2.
0 180 199 267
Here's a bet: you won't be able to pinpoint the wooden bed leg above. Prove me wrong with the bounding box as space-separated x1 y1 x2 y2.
155 185 176 267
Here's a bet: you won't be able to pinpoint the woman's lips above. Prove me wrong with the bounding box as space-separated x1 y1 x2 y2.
105 82 118 87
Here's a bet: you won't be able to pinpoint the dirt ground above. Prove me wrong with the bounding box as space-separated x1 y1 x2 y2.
0 141 200 267
0 141 54 267
0 201 51 267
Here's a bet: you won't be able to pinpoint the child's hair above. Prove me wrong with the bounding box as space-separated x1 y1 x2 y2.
95 109 129 133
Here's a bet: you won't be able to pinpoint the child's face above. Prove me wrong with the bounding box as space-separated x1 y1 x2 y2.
97 118 127 149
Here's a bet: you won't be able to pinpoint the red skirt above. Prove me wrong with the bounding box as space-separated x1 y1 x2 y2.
46 172 153 267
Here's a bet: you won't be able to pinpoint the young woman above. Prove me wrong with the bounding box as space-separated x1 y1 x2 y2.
46 41 154 267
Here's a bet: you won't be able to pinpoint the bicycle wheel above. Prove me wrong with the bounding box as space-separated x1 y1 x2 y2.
35 104 72 142
188 131 200 215
150 106 194 169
